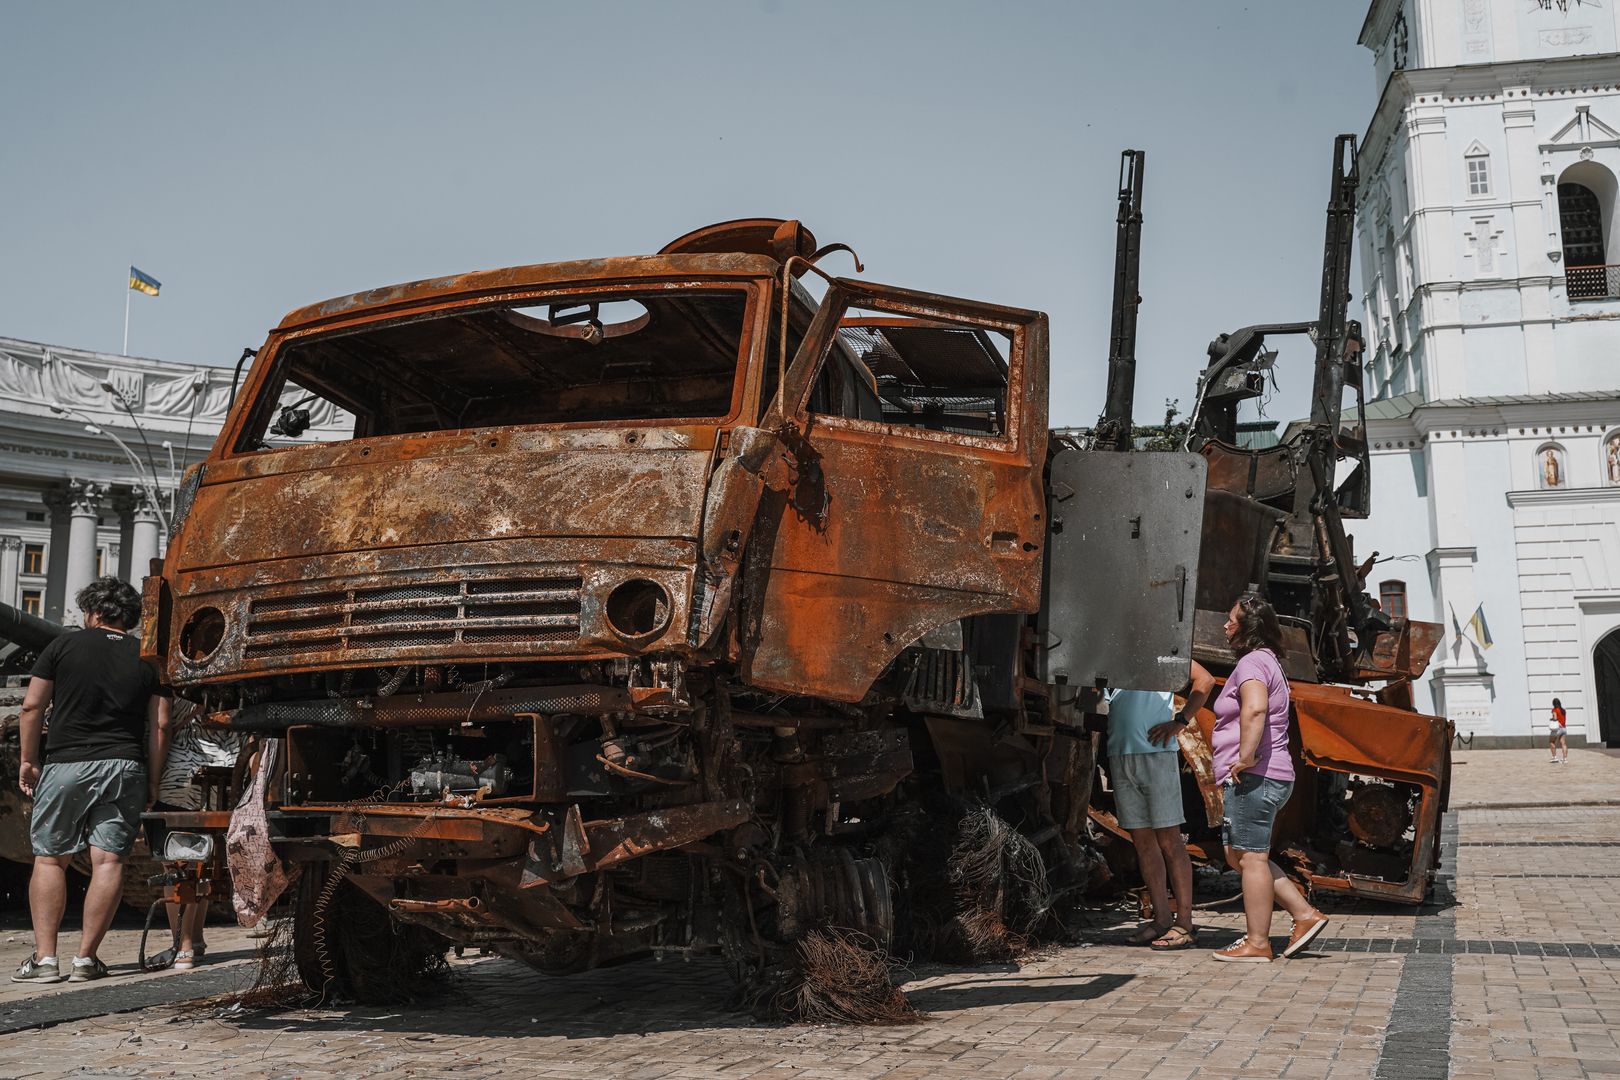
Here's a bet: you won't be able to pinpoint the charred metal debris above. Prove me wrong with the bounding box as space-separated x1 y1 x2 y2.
93 142 1450 1018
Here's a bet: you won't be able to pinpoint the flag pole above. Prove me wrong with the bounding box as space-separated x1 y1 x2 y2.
122 273 131 356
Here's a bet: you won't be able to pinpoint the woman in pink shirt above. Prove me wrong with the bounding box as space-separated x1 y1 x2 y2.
1210 593 1330 963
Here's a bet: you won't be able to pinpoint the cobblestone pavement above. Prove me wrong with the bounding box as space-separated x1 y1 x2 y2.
0 748 1615 1078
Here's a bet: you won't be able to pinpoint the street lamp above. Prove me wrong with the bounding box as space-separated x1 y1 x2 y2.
46 403 172 534
98 379 164 500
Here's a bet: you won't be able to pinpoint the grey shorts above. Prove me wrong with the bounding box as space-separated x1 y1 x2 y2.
1222 773 1293 853
1112 751 1184 830
29 759 148 858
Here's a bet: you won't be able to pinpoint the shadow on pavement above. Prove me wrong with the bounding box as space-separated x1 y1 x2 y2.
216 956 1134 1039
223 956 772 1039
906 972 1134 1012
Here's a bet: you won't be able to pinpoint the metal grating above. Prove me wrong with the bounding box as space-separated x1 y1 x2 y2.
1566 264 1620 301
242 574 584 658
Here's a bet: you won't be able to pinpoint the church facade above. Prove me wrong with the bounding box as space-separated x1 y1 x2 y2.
1351 0 1620 745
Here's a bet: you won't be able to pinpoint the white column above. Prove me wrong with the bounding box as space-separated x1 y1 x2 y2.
61 481 105 626
41 487 71 622
0 537 20 609
127 494 162 585
113 490 136 582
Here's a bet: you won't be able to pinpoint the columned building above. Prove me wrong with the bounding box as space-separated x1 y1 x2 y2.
1351 0 1620 745
0 336 234 624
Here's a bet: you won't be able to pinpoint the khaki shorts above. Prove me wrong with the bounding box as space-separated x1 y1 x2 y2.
1112 751 1184 830
29 759 147 857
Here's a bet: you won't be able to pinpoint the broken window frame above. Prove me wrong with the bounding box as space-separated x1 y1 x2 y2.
224 279 768 459
770 278 1039 455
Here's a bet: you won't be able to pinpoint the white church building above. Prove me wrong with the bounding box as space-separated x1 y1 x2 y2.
1351 0 1620 745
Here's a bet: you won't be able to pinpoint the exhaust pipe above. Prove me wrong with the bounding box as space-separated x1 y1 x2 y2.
389 896 485 915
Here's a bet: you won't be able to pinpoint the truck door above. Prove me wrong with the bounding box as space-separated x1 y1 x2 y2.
739 278 1048 701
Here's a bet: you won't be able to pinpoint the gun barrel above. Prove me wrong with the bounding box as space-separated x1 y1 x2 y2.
0 602 66 655
1096 148 1145 451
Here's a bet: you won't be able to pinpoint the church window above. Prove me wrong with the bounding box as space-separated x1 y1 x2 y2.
1380 581 1408 620
22 543 44 576
1560 182 1604 267
1559 161 1617 300
1466 156 1490 197
1537 443 1568 489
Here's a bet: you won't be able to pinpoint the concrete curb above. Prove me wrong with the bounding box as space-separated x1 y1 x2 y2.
0 960 256 1035
1451 799 1620 810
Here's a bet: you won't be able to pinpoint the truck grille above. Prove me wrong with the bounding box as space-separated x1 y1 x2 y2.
242 575 583 659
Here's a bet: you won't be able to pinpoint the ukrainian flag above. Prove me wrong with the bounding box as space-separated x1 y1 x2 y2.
1467 603 1493 649
129 266 161 297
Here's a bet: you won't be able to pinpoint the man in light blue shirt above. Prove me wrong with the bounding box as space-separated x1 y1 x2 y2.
1107 660 1213 950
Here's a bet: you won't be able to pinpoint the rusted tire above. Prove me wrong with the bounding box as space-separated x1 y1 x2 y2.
291 863 333 1000
292 866 449 1004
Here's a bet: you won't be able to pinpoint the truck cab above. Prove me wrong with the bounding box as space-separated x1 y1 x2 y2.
141 220 1130 1000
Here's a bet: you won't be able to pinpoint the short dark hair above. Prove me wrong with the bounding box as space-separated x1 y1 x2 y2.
1552 698 1562 709
76 575 142 629
1230 592 1285 657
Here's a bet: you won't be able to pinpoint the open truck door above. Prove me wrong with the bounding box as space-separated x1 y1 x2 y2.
740 278 1049 702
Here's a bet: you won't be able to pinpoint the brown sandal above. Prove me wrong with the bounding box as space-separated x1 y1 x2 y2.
1150 925 1198 951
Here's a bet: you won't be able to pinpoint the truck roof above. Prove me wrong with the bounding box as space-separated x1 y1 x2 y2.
274 251 782 334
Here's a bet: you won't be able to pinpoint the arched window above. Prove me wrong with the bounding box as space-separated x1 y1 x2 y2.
1561 182 1604 265
1559 161 1618 300
1604 429 1620 486
1379 580 1408 619
1537 443 1568 489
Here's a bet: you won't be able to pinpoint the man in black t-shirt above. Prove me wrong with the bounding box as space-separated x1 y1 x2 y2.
12 577 173 985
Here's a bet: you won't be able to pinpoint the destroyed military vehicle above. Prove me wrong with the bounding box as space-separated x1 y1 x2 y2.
1085 138 1451 906
143 216 1202 1001
140 136 1449 1004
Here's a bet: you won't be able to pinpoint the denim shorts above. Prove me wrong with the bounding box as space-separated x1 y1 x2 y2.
1221 773 1293 853
29 759 148 857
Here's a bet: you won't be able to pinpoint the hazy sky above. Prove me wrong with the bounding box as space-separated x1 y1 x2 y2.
1 1 1377 427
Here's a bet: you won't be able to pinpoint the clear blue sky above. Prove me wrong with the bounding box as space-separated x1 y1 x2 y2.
0 1 1376 427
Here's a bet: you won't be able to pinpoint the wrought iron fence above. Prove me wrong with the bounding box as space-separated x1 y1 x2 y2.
1566 263 1620 301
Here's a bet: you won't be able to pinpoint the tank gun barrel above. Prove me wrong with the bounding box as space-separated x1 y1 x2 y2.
0 602 66 655
1093 149 1146 452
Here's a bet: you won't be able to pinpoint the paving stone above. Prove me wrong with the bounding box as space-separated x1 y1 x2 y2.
1 751 1618 1077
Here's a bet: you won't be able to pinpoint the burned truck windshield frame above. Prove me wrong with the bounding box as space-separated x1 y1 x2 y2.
235 287 752 451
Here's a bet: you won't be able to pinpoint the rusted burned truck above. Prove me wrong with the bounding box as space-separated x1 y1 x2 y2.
141 217 1206 1000
142 136 1450 1005
1085 138 1452 905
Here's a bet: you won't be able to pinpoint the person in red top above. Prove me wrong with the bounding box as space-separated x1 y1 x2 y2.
1549 698 1568 764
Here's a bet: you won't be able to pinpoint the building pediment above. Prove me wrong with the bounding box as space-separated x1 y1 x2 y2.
0 335 232 434
1548 104 1620 148
1552 106 1620 143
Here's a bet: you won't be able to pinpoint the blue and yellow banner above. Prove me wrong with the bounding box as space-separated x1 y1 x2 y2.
1467 604 1493 649
129 266 160 296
